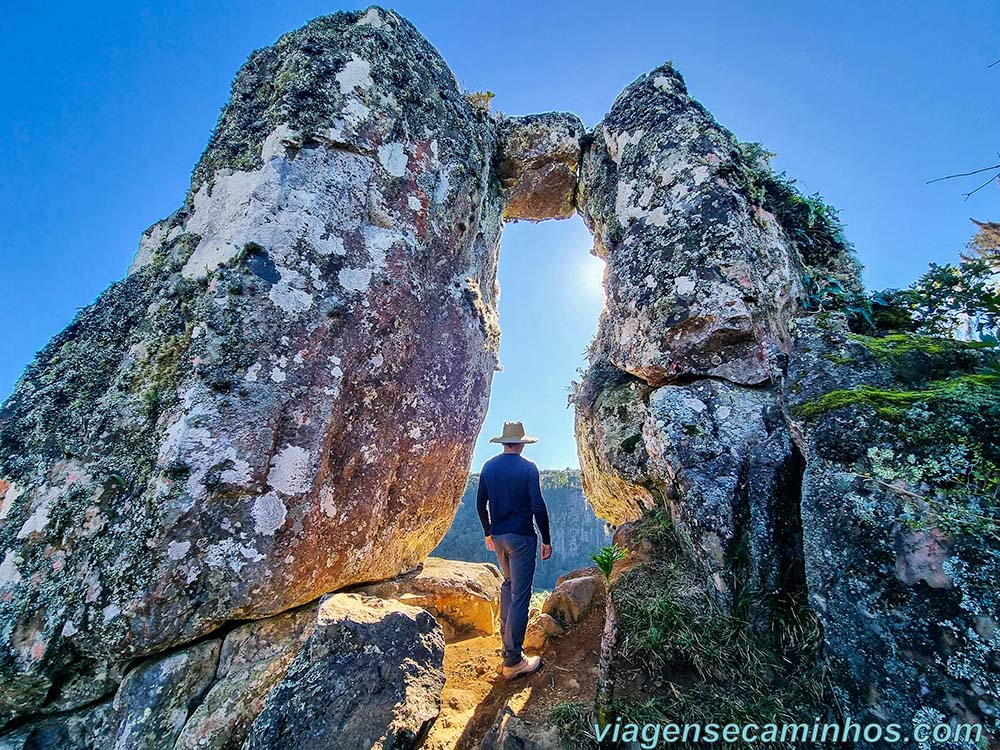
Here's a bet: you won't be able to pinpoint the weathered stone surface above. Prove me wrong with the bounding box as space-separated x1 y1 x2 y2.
499 112 583 222
173 604 317 750
524 612 564 651
642 379 799 606
574 365 657 525
542 570 602 625
107 639 220 750
243 593 445 750
785 316 999 740
481 704 566 750
0 702 114 750
0 6 502 723
577 63 802 388
355 556 502 640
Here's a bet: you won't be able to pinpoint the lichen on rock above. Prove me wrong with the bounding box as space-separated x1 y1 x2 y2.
0 4 503 732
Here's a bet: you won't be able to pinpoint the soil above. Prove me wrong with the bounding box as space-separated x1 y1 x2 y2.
424 594 606 750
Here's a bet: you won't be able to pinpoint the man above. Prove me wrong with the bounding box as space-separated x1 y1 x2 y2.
477 420 552 680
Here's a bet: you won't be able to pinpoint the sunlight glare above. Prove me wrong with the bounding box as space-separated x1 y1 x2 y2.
579 251 606 298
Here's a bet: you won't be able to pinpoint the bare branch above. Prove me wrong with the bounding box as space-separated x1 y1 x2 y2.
927 163 1000 184
962 172 1000 200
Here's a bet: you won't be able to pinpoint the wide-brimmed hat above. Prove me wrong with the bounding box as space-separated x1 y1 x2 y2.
489 421 539 444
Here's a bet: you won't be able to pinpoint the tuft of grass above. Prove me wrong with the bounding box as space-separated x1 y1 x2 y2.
549 701 598 746
608 510 831 749
591 543 628 582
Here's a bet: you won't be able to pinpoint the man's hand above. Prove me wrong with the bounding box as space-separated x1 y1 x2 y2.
541 543 552 561
485 536 494 551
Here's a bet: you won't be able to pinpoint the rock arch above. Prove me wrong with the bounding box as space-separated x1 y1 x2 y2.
0 6 994 747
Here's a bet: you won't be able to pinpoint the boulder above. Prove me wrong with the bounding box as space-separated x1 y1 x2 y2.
577 63 807 389
173 604 317 750
524 612 564 651
355 556 503 640
542 571 602 625
499 112 584 222
106 639 220 750
0 6 503 723
243 593 446 750
785 316 999 739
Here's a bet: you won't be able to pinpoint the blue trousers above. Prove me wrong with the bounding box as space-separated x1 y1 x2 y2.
492 532 537 667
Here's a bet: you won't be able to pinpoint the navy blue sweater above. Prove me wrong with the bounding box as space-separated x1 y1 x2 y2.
476 453 551 545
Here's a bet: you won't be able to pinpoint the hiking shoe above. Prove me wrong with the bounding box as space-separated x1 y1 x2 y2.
502 655 542 680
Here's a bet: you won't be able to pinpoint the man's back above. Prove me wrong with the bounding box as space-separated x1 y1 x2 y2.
477 453 550 543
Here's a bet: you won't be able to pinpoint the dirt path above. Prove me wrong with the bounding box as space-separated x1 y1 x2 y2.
424 598 605 749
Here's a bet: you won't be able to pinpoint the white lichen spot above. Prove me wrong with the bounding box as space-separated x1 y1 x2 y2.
674 276 696 295
652 75 673 91
268 267 314 314
167 540 191 560
319 486 338 518
252 492 288 536
336 53 373 94
244 362 261 382
267 445 313 495
205 539 263 572
61 620 77 637
102 604 121 623
0 550 22 587
407 195 423 211
0 482 23 520
338 267 373 292
17 496 53 539
377 142 407 177
357 7 385 27
270 367 287 383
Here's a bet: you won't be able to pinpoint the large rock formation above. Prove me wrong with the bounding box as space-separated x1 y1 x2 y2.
571 62 997 743
785 317 999 737
0 4 502 733
574 64 814 610
0 5 995 747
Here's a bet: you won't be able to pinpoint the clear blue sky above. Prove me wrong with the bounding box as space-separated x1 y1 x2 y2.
1 1 998 470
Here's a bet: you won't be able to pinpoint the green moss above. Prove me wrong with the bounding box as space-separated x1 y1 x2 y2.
847 332 996 360
795 375 999 419
820 353 854 365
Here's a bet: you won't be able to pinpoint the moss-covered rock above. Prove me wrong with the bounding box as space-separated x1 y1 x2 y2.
785 315 999 741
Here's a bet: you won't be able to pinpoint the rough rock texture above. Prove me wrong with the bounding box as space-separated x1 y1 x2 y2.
498 112 584 222
355 556 502 640
541 569 602 625
524 612 564 651
0 702 115 750
243 594 446 750
784 316 999 739
107 639 220 750
173 604 318 750
573 64 820 613
577 64 801 389
0 6 502 725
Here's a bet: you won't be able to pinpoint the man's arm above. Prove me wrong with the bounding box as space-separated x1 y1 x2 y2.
476 477 494 550
528 465 552 558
